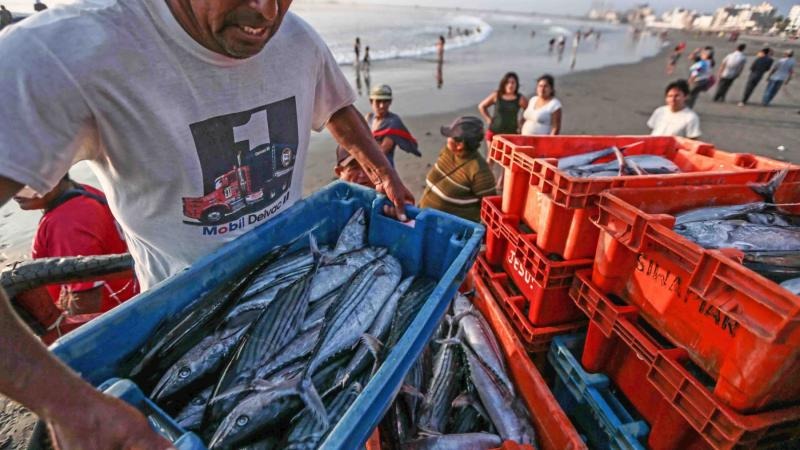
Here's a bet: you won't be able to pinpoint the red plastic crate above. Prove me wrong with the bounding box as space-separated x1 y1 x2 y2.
591 183 800 413
473 252 586 354
489 135 798 261
471 265 588 450
570 270 800 450
481 196 593 326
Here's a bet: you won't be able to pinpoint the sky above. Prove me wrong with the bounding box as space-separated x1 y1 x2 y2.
4 0 798 16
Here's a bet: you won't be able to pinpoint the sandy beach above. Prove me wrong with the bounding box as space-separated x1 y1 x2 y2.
303 30 800 200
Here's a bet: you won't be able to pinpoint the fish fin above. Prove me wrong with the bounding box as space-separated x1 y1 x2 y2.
298 376 330 429
400 384 425 399
619 140 644 152
451 392 475 408
361 333 383 357
417 427 443 437
751 167 789 203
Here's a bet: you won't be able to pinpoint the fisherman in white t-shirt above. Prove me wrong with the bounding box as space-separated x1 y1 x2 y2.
713 43 747 102
647 80 702 139
0 1 414 448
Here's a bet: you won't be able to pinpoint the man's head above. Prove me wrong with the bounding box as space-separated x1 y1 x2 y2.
441 116 483 156
786 50 795 58
334 147 372 187
13 174 71 211
737 43 746 52
166 0 293 59
762 47 771 56
369 85 392 119
664 79 689 112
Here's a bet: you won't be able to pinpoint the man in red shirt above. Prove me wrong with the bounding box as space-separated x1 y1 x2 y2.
13 174 137 315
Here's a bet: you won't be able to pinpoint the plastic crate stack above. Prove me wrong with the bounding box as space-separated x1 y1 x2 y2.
476 134 800 449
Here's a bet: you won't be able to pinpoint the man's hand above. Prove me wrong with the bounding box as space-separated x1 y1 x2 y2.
49 389 175 450
327 105 415 221
375 168 414 222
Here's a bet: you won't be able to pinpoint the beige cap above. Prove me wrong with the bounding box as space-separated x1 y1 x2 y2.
369 84 393 100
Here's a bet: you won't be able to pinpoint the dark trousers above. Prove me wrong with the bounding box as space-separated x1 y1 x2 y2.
687 79 710 108
713 77 736 102
741 73 764 104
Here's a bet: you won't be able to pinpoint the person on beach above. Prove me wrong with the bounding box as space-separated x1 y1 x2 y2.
33 1 47 11
739 48 774 106
436 35 445 62
548 37 555 53
334 146 372 188
521 74 562 136
687 48 714 108
419 116 496 222
666 44 684 75
762 50 794 107
478 72 528 145
0 0 413 448
365 84 420 166
0 5 12 30
647 80 701 139
363 45 371 68
354 36 361 65
713 44 747 102
13 173 138 315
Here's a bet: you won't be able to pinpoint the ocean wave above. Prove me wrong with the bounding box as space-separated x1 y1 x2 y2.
333 15 492 65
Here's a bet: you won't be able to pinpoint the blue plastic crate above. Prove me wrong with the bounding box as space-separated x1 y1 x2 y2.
549 334 649 450
48 181 484 449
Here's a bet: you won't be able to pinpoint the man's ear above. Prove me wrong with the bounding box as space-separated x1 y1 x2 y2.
334 166 343 177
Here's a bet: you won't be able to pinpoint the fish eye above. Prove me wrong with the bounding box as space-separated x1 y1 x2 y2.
178 367 191 379
191 397 205 405
236 415 249 427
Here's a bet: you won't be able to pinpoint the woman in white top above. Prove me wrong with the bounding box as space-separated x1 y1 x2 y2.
521 74 562 136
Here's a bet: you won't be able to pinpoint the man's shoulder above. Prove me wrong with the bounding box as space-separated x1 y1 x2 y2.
678 107 699 121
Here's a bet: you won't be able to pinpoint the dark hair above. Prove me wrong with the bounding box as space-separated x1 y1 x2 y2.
762 47 771 55
737 43 746 52
496 72 520 98
537 74 556 96
665 79 689 96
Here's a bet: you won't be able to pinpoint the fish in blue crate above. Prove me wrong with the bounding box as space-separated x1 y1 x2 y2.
127 208 441 449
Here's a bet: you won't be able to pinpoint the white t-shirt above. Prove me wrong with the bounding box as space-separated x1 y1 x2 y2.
720 51 746 79
647 106 702 138
521 97 562 136
0 1 356 290
770 57 796 82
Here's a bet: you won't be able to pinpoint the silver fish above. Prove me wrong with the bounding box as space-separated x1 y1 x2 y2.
308 246 388 303
208 357 346 449
557 146 618 169
448 392 493 435
567 154 680 177
330 208 368 258
463 343 535 444
780 277 800 295
252 323 322 381
674 203 768 226
151 323 250 401
453 294 513 394
334 276 415 388
746 212 795 227
675 220 800 252
295 255 402 429
175 386 213 431
300 288 339 332
282 382 363 450
418 336 461 434
404 433 503 450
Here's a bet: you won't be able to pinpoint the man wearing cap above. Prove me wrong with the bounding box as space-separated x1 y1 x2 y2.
334 145 373 187
419 116 496 222
367 84 420 166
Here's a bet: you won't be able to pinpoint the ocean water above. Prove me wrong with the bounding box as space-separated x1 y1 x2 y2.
0 3 663 264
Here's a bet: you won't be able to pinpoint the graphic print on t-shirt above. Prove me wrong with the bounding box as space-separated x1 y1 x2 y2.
181 97 298 228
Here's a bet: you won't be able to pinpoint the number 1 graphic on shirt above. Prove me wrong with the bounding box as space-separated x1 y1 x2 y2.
233 109 270 153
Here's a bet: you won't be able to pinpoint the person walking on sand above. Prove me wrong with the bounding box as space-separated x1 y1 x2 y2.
739 48 773 106
521 74 562 136
354 37 361 66
687 48 714 108
419 116 496 222
436 35 445 62
548 37 555 53
0 5 12 30
762 50 795 107
363 45 371 69
647 80 701 139
713 44 747 102
666 44 684 75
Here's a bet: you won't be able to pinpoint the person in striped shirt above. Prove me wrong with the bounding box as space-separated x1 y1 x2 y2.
419 116 497 222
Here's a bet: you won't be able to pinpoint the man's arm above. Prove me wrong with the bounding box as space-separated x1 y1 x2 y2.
0 176 173 450
327 105 414 220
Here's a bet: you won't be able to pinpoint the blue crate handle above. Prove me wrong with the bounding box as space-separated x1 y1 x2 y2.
99 378 205 450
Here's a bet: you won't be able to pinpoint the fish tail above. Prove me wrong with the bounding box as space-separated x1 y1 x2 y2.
298 375 330 430
752 167 789 203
